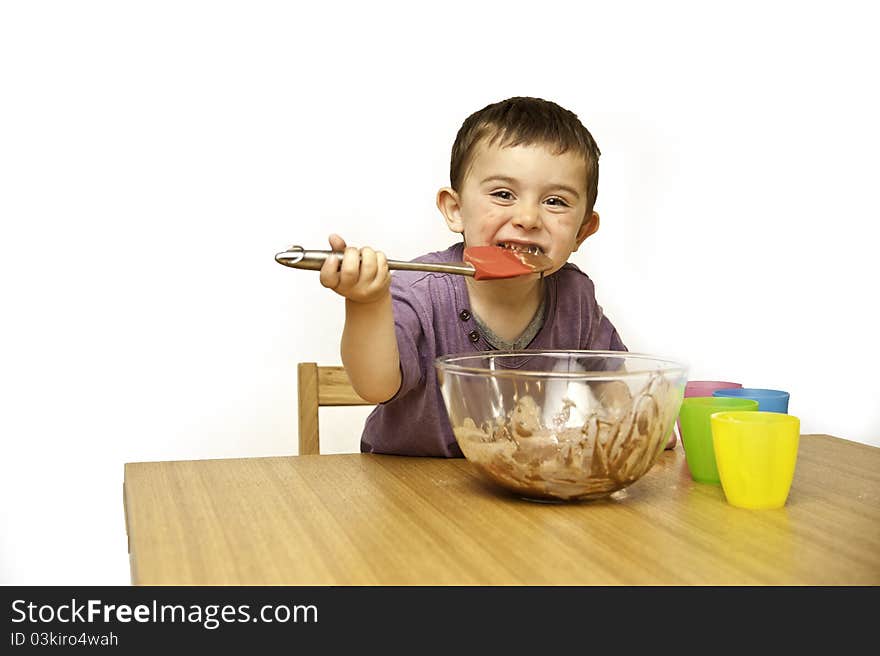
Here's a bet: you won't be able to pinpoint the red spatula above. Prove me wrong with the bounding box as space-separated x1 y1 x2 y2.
275 245 553 280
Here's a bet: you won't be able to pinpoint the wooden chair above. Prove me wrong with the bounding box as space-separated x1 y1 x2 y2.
297 363 373 455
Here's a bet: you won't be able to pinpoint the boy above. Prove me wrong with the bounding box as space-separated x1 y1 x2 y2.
319 96 660 456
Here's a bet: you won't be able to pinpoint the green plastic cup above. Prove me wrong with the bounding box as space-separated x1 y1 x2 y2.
678 397 759 483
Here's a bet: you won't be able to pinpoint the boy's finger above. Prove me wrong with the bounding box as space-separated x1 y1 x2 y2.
338 246 361 287
362 252 389 296
318 251 341 289
328 234 347 251
376 251 391 285
360 247 377 282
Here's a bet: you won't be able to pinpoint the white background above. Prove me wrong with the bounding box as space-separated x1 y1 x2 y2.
1 1 878 584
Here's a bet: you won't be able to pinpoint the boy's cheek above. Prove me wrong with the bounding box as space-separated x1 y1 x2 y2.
466 202 505 226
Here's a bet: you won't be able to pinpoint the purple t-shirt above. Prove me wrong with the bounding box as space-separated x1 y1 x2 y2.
360 242 627 457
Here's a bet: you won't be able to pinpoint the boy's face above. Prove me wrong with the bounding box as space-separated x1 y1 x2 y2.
437 140 599 277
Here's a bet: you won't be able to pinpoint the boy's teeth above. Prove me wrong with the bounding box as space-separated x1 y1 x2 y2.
498 242 542 255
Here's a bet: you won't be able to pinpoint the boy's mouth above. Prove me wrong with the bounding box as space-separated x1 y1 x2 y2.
496 241 544 256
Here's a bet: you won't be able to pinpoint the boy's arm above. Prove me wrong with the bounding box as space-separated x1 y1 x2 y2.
341 295 401 403
319 234 401 403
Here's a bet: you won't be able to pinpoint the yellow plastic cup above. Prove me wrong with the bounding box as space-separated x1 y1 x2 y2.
710 411 800 509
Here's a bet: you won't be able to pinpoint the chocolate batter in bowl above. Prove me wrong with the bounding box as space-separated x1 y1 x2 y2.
435 351 688 501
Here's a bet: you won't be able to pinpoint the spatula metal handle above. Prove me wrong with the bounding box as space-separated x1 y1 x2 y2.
275 246 476 276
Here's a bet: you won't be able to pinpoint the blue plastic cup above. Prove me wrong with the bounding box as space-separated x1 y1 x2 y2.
712 388 790 413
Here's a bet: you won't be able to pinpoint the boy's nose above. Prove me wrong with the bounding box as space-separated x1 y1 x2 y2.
512 206 542 230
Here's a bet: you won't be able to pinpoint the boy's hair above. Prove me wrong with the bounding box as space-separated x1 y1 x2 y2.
450 96 602 212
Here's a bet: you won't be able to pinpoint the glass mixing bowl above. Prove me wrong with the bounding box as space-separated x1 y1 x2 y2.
435 350 687 501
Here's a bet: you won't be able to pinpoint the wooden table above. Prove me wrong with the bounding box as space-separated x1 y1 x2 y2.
123 434 880 585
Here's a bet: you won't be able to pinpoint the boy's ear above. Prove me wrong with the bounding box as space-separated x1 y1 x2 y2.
436 187 464 233
573 211 600 251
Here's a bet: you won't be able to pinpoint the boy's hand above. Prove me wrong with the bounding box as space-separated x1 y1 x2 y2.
319 233 392 304
592 380 632 416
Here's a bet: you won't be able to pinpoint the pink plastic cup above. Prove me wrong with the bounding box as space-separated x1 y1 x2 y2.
675 381 743 452
686 381 743 396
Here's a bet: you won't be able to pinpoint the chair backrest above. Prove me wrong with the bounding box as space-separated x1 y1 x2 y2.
297 362 373 455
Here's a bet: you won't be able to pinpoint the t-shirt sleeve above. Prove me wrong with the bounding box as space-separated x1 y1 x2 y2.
586 301 628 373
382 284 426 404
586 300 627 352
562 265 627 353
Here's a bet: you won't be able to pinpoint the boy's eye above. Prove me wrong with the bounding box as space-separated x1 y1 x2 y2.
545 196 569 207
491 190 514 200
